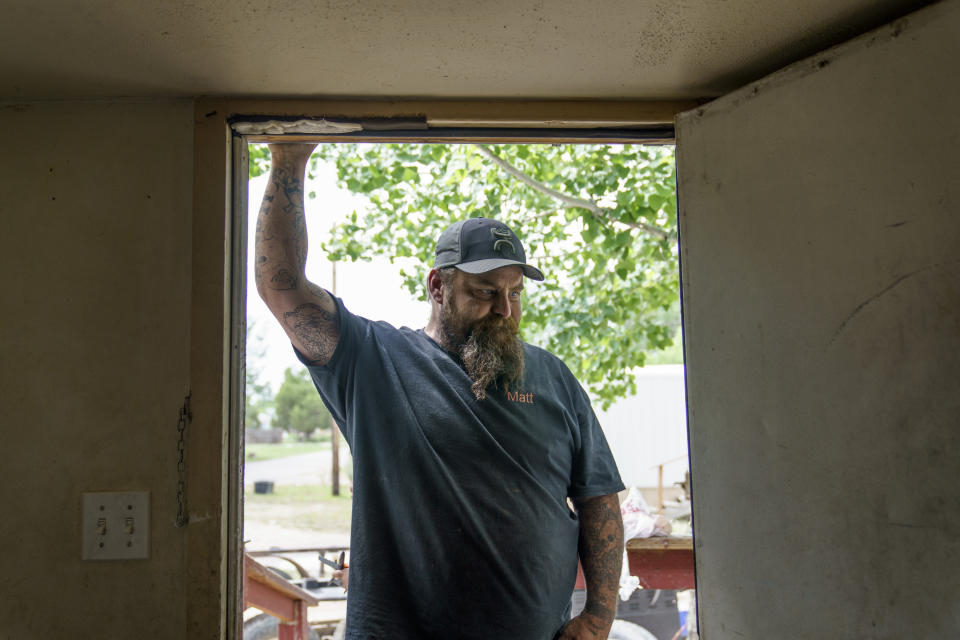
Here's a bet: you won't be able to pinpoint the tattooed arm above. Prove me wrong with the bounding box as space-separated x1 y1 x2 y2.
255 143 340 366
559 494 624 640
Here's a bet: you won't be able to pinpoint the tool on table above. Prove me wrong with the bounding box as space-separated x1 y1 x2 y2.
319 551 348 589
318 551 347 571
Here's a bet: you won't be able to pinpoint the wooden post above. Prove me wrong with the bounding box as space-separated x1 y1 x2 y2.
657 464 664 513
331 414 340 496
330 260 340 496
277 601 310 640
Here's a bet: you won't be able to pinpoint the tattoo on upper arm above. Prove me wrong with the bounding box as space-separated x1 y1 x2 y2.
254 255 267 283
269 268 298 291
282 301 340 364
305 281 329 300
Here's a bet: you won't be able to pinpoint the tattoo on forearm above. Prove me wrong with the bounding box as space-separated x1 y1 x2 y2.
576 495 624 624
283 302 340 364
583 617 605 634
254 166 309 291
277 168 307 237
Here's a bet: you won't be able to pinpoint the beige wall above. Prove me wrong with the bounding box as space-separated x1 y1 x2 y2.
677 2 960 637
0 100 195 637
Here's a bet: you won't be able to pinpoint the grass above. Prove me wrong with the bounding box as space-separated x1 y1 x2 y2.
245 441 329 463
245 484 352 533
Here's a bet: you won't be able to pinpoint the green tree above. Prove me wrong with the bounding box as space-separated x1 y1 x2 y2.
251 143 680 409
272 367 331 441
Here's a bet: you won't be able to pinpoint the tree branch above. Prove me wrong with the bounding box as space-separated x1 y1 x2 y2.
473 144 671 242
529 208 563 220
474 145 604 214
617 219 673 241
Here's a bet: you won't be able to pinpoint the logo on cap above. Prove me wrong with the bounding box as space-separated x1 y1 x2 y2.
491 227 517 256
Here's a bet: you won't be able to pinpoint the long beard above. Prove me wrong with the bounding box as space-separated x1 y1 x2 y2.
439 305 525 401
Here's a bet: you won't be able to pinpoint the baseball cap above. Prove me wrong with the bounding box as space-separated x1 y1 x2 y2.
433 218 545 281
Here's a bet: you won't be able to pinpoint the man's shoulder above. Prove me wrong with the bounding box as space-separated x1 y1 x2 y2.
339 301 423 342
335 302 433 364
364 321 433 353
334 295 424 337
521 341 576 378
521 340 555 360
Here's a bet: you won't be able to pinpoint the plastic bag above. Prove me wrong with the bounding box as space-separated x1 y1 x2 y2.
620 487 672 540
619 556 641 600
618 487 672 600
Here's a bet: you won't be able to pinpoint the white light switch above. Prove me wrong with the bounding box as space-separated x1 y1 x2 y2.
82 491 150 560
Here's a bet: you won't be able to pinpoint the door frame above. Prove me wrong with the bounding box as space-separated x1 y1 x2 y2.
192 98 696 638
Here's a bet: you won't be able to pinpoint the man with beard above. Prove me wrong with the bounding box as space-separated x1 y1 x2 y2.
256 144 625 640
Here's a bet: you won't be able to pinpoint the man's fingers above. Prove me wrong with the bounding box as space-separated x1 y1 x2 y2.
555 614 609 639
268 143 318 164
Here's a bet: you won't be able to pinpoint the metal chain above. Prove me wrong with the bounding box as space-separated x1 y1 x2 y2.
175 393 192 528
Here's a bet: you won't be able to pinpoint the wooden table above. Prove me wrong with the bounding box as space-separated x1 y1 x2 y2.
626 536 695 590
244 553 322 640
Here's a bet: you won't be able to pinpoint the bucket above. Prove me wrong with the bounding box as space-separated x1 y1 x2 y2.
253 481 274 494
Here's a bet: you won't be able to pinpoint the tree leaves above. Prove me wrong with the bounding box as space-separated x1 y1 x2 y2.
272 368 332 440
250 142 680 409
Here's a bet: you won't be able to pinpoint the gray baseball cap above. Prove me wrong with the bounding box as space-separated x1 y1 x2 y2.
433 218 545 281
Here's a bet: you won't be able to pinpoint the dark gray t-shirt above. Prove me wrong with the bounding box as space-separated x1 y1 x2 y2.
297 296 624 640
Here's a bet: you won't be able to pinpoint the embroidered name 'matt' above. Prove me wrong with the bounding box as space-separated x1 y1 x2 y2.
506 390 535 404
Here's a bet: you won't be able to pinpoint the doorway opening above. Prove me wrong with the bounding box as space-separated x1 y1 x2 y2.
236 138 693 640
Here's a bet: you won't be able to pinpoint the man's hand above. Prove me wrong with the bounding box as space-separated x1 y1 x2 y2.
556 610 613 639
332 567 349 591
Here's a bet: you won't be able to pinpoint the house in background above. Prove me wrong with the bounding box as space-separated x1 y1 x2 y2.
600 366 689 496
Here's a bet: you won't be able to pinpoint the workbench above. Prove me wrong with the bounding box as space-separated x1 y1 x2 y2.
575 535 695 591
626 536 695 590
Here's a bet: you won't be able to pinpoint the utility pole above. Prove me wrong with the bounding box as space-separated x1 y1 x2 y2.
330 260 341 496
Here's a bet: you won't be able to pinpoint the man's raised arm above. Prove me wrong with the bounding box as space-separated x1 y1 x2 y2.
255 143 340 366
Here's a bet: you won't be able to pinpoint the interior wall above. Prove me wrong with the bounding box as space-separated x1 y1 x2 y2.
676 2 960 637
0 99 194 637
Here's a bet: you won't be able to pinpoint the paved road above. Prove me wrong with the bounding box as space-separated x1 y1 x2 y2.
245 447 351 487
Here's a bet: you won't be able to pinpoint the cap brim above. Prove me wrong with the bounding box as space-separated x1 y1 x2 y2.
455 258 545 281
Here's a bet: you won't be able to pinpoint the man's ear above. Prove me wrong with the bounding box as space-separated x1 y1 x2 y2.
427 269 445 305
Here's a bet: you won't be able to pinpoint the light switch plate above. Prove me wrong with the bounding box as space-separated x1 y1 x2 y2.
81 491 150 560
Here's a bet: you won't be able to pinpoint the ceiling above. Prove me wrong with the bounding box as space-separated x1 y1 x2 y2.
0 0 933 101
